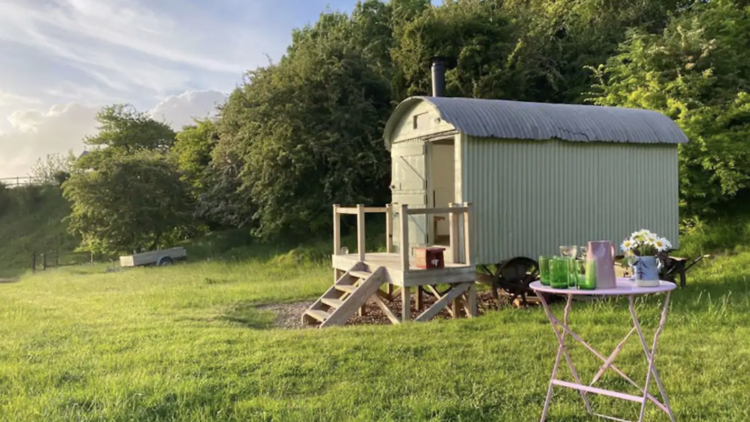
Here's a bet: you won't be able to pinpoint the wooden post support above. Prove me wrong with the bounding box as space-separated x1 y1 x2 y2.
31 252 36 273
401 287 411 322
333 204 341 255
415 286 424 311
448 203 459 264
452 295 463 319
357 204 366 263
333 204 341 282
399 204 409 271
385 204 393 253
463 202 472 266
42 253 47 270
356 204 367 316
466 284 478 318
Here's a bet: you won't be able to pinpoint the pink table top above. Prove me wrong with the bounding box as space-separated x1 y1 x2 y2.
530 278 677 296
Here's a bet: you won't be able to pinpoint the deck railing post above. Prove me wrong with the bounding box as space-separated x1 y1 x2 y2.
463 202 472 266
333 204 341 255
448 203 459 264
385 204 393 254
357 204 366 263
333 204 341 282
399 204 409 271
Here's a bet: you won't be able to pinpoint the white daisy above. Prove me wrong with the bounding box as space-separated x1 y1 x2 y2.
644 235 657 246
653 237 668 252
631 229 652 243
621 238 635 252
654 237 672 252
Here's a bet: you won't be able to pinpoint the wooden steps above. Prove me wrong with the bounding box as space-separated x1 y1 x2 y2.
305 310 331 322
321 298 344 308
334 285 357 293
302 266 386 327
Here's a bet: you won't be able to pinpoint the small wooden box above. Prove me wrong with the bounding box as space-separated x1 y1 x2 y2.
415 247 445 269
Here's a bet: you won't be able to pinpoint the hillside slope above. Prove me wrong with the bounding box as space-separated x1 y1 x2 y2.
0 184 82 277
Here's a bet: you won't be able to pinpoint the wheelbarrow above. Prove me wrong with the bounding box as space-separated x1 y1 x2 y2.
657 253 710 288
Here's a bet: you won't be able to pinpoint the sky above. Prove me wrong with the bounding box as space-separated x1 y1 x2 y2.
0 0 374 178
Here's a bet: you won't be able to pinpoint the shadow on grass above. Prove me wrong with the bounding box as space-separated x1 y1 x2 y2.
0 277 20 284
0 267 26 279
219 303 277 330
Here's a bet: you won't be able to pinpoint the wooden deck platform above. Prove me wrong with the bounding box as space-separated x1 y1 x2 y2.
332 253 475 287
303 203 476 327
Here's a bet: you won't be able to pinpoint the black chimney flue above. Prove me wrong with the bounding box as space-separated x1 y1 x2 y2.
431 57 445 97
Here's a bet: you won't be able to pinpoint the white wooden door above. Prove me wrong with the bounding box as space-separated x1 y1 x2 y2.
390 143 428 254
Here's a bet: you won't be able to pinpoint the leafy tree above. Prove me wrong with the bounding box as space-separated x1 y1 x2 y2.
392 1 523 99
84 104 176 153
590 0 750 216
173 118 218 191
203 8 394 239
63 104 195 255
197 85 257 229
63 152 195 255
28 151 76 185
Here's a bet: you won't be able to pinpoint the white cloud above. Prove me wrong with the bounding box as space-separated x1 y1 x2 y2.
0 0 279 98
0 103 99 177
0 90 226 178
0 92 42 107
150 90 227 129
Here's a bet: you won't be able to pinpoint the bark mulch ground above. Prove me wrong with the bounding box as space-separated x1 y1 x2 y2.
261 291 540 329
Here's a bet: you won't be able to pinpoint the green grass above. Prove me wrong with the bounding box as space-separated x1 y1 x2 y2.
0 185 86 278
2 244 750 421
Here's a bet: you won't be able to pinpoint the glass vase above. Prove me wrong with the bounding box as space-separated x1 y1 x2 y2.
578 259 597 290
567 257 579 288
539 256 552 286
550 257 569 289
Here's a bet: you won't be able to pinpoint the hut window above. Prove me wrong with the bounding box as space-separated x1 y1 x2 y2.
413 112 428 130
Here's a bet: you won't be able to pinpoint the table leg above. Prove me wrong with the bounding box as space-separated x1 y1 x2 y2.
628 293 676 422
538 293 592 421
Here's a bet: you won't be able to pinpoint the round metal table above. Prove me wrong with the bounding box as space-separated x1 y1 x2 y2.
530 279 677 422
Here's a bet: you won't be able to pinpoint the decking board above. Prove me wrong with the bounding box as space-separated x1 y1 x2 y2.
332 253 475 287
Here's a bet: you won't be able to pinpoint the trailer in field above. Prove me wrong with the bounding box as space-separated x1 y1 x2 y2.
119 247 187 267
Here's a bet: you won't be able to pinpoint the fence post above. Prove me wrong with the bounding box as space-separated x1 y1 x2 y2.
31 252 36 273
42 253 47 270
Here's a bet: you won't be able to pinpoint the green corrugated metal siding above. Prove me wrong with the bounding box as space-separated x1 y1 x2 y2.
462 137 680 265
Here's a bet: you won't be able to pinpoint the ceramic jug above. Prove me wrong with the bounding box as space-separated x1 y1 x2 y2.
584 240 617 289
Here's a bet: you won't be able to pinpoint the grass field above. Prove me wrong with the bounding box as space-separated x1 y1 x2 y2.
2 245 750 421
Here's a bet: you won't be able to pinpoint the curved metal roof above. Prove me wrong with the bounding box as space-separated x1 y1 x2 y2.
383 96 689 148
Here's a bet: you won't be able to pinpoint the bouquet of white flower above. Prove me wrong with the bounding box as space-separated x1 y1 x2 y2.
620 229 672 256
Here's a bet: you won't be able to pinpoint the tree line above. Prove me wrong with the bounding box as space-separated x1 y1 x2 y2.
55 0 750 255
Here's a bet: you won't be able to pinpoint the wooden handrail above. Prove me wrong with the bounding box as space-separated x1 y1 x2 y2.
332 202 473 269
405 206 469 215
337 207 388 215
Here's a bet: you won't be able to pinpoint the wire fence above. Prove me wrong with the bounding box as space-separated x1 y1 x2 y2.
0 176 46 188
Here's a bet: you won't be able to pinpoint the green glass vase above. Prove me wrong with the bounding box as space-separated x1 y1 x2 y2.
567 257 579 288
579 259 597 290
539 256 552 286
550 257 569 289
